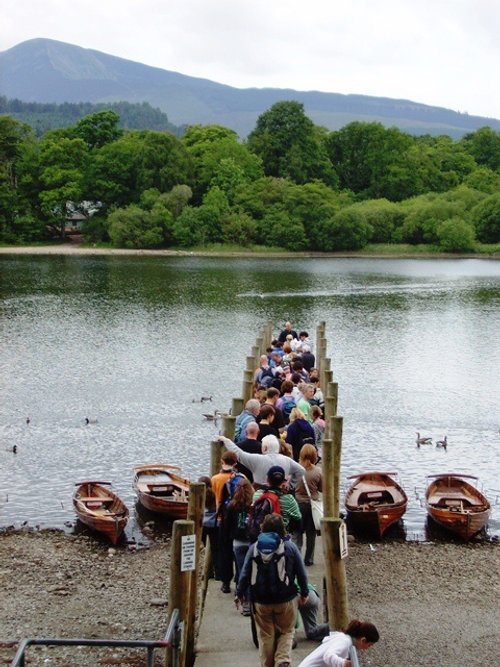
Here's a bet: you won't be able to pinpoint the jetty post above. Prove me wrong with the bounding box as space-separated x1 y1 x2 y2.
166 519 195 667
319 328 349 631
185 482 206 667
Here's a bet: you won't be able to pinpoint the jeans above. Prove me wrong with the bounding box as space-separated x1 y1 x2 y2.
233 542 251 599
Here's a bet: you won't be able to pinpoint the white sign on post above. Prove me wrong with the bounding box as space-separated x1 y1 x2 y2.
339 521 348 559
181 534 196 572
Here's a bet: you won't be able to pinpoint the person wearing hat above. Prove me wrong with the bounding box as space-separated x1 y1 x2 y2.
252 465 302 533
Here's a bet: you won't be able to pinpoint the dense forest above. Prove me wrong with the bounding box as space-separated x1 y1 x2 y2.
0 97 182 137
1 102 499 252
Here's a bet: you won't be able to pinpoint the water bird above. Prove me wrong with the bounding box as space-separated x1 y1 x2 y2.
200 396 213 403
85 417 98 425
26 417 30 424
9 445 17 454
436 436 448 450
416 432 432 447
203 411 222 421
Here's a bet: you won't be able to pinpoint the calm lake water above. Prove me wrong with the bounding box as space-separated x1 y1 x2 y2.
1 254 499 541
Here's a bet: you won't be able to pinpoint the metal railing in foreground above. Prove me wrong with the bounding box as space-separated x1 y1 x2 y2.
10 608 180 667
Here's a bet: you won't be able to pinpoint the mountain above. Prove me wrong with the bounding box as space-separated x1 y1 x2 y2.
1 38 499 138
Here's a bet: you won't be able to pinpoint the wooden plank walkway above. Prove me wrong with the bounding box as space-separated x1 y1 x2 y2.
195 537 327 666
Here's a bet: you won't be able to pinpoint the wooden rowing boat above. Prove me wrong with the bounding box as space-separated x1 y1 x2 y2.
73 481 129 545
345 471 408 538
425 473 490 541
133 463 190 519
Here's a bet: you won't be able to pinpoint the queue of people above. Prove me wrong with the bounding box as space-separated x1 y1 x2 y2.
197 322 379 667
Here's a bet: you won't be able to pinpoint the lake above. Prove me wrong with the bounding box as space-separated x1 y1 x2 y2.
1 254 499 541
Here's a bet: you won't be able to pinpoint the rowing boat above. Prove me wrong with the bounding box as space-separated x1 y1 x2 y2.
425 473 490 540
73 481 129 544
133 463 190 519
345 471 408 538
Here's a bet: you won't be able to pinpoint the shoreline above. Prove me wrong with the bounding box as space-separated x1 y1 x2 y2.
1 529 498 667
0 244 498 259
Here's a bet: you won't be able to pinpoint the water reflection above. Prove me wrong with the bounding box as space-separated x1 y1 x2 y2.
1 255 499 542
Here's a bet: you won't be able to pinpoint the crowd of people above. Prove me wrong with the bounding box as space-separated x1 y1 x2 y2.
198 322 379 667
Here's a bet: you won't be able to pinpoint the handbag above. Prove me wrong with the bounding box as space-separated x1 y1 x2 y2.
303 477 323 531
202 509 217 528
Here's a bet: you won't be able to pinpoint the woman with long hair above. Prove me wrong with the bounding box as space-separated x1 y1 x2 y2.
223 477 254 615
297 619 380 667
292 444 322 565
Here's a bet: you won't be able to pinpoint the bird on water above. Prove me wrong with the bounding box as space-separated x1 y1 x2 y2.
416 432 432 447
436 435 448 450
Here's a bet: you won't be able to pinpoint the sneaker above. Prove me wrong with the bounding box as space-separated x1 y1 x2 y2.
241 602 251 617
220 583 231 593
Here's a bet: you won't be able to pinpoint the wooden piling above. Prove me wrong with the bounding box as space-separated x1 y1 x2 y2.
322 517 349 631
246 355 256 372
321 438 334 517
231 397 244 418
222 414 236 441
210 439 224 477
255 336 264 356
243 380 254 403
185 483 206 667
331 416 343 517
166 519 195 667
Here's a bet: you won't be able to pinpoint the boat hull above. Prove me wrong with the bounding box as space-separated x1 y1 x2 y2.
345 472 408 538
133 464 189 520
73 482 129 545
425 475 490 541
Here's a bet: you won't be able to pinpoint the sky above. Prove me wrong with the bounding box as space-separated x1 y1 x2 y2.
1 0 499 119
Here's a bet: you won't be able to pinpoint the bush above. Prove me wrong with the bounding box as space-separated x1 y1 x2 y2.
322 208 372 250
471 193 500 243
108 205 165 248
436 217 476 252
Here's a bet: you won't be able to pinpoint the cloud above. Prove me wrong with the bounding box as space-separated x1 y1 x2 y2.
0 0 499 118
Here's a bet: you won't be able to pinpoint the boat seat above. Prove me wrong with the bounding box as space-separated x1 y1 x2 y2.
437 498 465 511
148 484 175 496
358 490 394 505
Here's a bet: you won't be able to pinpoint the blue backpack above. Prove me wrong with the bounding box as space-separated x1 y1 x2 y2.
221 472 246 509
281 397 296 425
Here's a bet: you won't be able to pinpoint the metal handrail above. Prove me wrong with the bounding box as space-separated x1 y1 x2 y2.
10 608 180 667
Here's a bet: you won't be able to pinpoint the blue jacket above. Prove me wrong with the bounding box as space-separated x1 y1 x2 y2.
237 537 308 603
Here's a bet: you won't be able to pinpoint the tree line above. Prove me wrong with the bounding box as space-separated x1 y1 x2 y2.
0 97 182 137
1 102 499 251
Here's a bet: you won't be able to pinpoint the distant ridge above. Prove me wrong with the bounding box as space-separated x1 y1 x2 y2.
1 38 499 138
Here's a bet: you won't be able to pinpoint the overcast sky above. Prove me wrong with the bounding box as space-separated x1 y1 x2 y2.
1 0 499 119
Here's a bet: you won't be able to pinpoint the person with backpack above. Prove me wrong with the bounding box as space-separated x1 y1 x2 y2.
222 476 254 616
234 398 261 443
285 407 316 462
236 513 309 667
248 466 302 538
277 379 297 426
211 451 244 593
